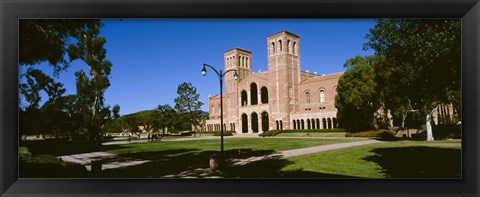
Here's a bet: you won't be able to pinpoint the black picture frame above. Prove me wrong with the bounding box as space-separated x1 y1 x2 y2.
1 0 479 196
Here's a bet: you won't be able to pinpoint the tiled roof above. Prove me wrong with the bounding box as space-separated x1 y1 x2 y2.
301 72 344 84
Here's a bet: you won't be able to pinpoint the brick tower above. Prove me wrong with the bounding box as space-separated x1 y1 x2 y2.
267 31 301 130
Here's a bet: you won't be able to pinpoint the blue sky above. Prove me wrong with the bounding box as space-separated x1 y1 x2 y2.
20 19 376 115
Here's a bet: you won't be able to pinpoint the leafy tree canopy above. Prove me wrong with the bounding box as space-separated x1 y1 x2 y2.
335 56 380 132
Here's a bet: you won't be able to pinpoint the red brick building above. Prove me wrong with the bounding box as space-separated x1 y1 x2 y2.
206 31 342 134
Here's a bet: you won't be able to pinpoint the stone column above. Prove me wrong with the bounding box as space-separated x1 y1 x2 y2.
247 90 250 106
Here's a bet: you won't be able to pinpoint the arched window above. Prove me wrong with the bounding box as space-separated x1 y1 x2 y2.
307 119 311 129
301 119 305 129
278 40 282 52
322 118 327 129
287 39 291 53
320 90 325 103
271 42 276 54
316 119 320 130
241 90 247 106
293 42 297 54
305 92 311 104
280 120 283 130
246 57 249 68
261 87 268 104
293 120 296 130
250 83 258 105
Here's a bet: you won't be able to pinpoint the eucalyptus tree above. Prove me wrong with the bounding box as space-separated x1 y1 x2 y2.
68 21 113 143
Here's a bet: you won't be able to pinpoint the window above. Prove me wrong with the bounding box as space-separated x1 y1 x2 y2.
278 40 282 52
293 42 296 54
305 92 310 103
320 90 325 103
271 42 276 54
287 39 291 53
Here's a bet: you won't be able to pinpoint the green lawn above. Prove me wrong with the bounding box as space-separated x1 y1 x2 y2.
281 140 461 178
100 137 365 178
107 137 365 154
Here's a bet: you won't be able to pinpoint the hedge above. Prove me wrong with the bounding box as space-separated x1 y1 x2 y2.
213 130 234 136
345 130 397 141
259 128 346 137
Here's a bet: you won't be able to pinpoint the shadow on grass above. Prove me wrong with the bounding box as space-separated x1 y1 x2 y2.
99 148 356 178
20 140 126 156
363 146 461 178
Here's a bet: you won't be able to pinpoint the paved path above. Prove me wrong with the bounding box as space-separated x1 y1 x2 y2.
58 151 150 171
231 139 382 166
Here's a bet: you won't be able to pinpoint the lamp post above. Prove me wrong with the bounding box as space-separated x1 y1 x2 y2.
201 63 238 167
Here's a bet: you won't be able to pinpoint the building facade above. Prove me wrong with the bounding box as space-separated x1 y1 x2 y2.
206 31 343 134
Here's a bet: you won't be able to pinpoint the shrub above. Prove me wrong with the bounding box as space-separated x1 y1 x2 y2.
282 128 346 133
259 130 283 137
19 147 31 156
213 130 234 136
412 125 461 140
345 130 385 137
376 131 397 141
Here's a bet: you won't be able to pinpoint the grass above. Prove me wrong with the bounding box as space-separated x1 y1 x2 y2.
281 140 461 178
107 137 365 154
98 138 365 178
21 136 461 178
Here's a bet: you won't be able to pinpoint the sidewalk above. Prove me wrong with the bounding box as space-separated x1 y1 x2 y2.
231 139 381 165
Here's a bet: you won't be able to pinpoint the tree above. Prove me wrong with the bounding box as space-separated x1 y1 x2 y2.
174 82 204 132
20 68 66 109
136 110 157 133
364 19 461 140
68 21 113 143
153 104 178 134
335 56 380 132
20 19 101 76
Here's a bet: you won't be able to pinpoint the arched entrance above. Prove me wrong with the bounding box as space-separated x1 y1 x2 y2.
251 112 259 133
242 114 248 133
262 112 269 132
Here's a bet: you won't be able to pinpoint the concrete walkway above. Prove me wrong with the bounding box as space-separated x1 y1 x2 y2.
231 139 382 166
